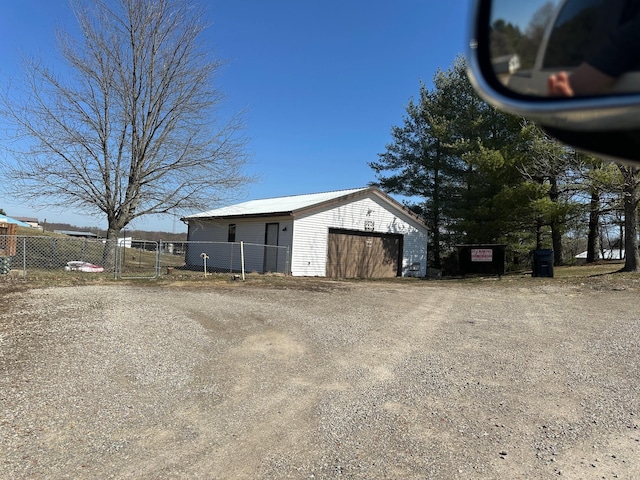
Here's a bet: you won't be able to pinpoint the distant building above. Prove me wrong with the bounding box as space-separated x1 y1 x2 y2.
492 54 521 76
117 237 133 248
54 230 99 238
0 214 32 228
575 249 624 264
14 217 42 230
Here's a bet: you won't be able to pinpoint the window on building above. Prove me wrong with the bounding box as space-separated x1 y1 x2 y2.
228 224 236 243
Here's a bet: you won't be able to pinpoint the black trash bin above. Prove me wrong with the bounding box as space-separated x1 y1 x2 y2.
531 249 554 278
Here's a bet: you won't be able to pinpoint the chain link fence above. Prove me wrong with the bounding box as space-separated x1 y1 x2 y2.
0 236 290 279
1 236 117 277
163 241 290 276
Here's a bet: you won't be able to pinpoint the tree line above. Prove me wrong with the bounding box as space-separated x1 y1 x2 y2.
371 57 640 273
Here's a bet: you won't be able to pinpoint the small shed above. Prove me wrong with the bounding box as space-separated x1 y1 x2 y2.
0 216 24 260
0 221 18 257
182 187 429 278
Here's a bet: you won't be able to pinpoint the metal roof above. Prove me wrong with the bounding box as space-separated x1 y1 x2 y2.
184 187 370 219
53 230 99 237
0 214 32 228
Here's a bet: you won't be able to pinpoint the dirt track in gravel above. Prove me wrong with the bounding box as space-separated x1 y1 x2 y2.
1 277 639 479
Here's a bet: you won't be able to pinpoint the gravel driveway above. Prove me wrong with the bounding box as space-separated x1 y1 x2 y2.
1 280 639 479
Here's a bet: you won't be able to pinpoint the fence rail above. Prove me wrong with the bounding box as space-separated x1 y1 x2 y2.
0 236 290 279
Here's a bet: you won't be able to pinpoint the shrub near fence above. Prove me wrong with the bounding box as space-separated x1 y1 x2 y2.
0 236 290 279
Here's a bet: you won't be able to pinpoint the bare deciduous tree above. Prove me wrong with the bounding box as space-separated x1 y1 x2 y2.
1 0 251 239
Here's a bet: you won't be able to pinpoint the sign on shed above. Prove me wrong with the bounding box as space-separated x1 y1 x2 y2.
457 244 506 276
471 248 493 262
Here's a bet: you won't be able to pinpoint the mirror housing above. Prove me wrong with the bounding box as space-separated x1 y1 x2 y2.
467 0 640 162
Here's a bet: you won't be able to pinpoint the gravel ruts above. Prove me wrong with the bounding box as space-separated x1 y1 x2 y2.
1 282 639 479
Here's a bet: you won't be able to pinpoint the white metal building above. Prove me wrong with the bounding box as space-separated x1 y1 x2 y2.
182 187 428 278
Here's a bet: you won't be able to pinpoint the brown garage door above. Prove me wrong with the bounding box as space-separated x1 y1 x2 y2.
326 229 402 278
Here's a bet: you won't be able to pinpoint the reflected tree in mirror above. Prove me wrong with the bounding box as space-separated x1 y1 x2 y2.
490 2 556 87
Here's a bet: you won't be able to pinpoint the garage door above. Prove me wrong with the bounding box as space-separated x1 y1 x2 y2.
326 229 402 278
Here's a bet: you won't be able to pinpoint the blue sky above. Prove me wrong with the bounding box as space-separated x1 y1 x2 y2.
0 0 469 233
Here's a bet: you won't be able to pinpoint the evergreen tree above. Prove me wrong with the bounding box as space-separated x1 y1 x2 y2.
372 56 625 272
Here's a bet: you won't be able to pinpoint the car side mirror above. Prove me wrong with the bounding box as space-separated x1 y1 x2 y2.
467 0 640 162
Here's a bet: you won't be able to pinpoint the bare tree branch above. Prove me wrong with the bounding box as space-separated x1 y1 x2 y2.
1 0 252 238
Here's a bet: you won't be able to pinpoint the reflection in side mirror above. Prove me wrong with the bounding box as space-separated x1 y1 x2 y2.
489 0 640 97
468 0 640 135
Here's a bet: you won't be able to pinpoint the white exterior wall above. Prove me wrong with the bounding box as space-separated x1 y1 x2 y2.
187 221 227 242
290 195 428 277
186 217 293 273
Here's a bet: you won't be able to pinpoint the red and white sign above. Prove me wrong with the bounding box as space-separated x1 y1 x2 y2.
471 248 493 262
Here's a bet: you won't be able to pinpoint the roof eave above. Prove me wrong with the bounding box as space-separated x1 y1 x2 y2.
183 211 293 222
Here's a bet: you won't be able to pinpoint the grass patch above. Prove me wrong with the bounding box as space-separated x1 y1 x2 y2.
553 261 625 278
2 261 640 296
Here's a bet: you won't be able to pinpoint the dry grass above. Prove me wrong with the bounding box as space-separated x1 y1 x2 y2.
1 261 639 296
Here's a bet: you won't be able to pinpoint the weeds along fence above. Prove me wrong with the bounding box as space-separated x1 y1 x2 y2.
0 236 290 279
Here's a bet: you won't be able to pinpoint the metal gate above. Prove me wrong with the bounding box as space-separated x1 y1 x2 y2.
115 240 159 279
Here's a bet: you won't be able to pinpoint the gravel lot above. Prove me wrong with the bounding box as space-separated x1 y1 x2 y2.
1 279 640 479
